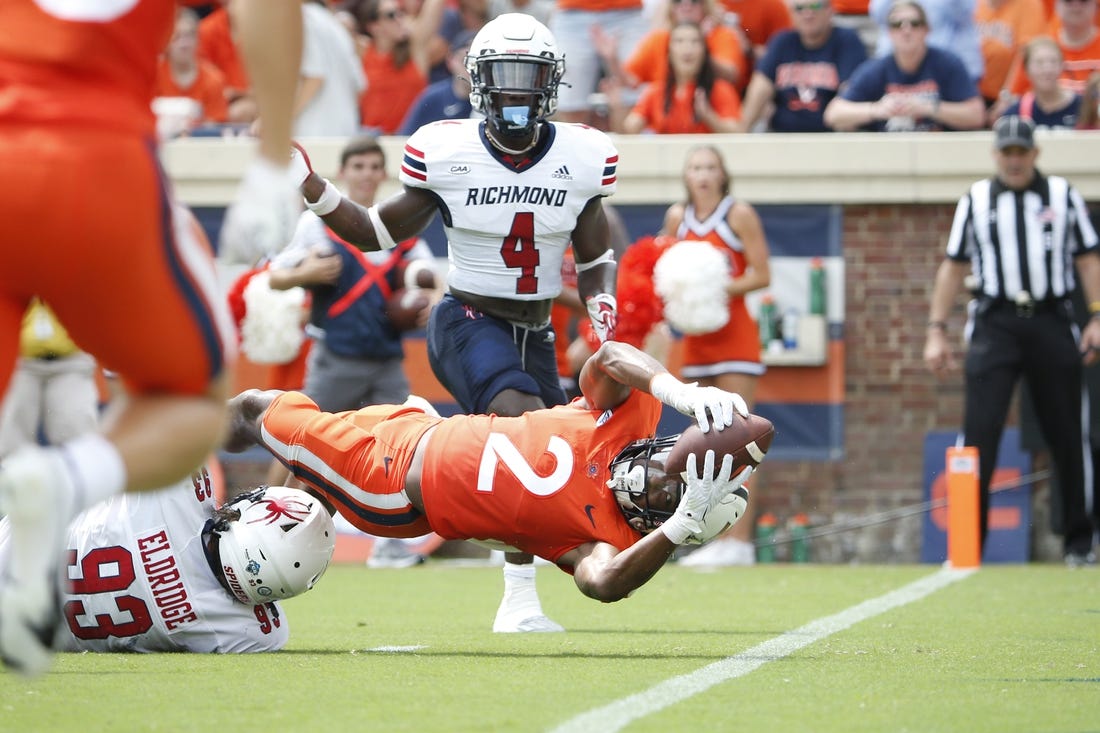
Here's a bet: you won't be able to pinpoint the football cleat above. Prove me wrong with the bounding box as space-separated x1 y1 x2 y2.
0 447 75 676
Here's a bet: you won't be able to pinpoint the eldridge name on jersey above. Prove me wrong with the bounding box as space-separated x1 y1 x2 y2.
400 119 618 300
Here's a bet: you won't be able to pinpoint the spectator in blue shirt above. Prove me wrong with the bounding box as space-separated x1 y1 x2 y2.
823 0 985 131
869 0 983 84
1000 36 1083 130
398 28 476 134
739 0 868 132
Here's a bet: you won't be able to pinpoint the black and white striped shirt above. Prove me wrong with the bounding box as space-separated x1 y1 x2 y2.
946 171 1100 302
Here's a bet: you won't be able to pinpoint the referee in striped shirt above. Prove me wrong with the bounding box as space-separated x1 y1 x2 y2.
924 115 1100 566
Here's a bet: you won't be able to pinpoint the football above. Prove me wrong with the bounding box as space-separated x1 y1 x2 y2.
386 288 432 332
665 412 775 479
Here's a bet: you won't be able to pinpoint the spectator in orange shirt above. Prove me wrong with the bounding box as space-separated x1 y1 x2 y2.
356 0 445 134
833 0 870 12
596 0 747 129
1043 0 1100 27
719 0 794 60
619 0 748 87
156 7 229 126
197 1 257 123
976 0 1047 106
620 21 743 133
1008 0 1100 94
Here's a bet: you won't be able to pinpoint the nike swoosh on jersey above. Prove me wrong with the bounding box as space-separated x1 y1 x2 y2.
584 504 597 529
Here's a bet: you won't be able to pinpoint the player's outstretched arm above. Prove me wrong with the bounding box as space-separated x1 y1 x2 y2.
572 197 619 343
570 451 753 602
579 342 749 431
223 389 283 453
292 144 438 252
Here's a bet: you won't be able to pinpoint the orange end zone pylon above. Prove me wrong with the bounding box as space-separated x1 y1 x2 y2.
946 446 981 568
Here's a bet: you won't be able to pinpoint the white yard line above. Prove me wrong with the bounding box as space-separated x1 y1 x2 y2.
550 567 975 733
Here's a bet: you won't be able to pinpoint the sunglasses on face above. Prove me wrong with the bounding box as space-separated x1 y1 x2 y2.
671 0 704 6
888 18 925 30
793 1 827 11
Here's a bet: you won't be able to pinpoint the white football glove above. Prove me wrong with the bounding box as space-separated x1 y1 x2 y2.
585 293 618 343
661 451 753 545
218 158 300 265
649 373 749 433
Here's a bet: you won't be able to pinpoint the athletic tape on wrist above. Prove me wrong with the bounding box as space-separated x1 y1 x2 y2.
305 179 341 216
367 204 398 250
649 372 682 406
660 514 695 545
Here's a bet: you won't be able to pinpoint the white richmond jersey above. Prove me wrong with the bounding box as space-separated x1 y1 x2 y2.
0 468 289 653
400 119 618 299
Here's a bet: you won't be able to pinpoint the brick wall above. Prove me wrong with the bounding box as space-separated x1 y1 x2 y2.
756 203 1063 562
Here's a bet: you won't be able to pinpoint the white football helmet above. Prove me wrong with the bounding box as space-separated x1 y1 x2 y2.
607 435 749 539
215 486 336 605
465 13 565 138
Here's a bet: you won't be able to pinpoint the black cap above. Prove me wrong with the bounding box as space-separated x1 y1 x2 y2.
994 115 1036 150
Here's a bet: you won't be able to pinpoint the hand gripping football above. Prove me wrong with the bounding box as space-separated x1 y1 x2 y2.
665 412 775 479
386 288 432 332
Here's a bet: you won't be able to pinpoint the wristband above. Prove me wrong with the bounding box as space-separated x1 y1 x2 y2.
1089 301 1100 314
927 321 947 331
305 179 341 216
659 513 697 545
649 372 683 405
575 248 616 272
367 204 398 250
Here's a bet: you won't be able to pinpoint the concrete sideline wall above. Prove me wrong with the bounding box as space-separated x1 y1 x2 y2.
168 132 1100 562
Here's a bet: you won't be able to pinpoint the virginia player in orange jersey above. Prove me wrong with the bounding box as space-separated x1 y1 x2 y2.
0 0 302 677
224 341 756 603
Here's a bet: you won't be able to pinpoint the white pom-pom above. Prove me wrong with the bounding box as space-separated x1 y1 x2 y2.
653 240 731 334
240 271 307 364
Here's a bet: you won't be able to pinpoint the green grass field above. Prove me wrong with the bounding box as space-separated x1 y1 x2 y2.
2 562 1097 733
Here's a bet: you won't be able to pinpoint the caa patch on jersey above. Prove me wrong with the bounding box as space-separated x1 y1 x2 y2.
666 413 775 478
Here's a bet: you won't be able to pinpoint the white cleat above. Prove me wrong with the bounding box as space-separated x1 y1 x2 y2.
0 447 74 676
493 614 565 633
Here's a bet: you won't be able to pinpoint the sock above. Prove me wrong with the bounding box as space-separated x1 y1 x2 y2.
57 433 127 514
499 562 542 619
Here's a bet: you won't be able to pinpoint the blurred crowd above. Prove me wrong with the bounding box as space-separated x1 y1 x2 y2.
161 0 1100 137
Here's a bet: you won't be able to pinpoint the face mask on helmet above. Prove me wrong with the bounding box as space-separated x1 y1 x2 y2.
465 13 565 139
607 436 684 532
214 486 336 605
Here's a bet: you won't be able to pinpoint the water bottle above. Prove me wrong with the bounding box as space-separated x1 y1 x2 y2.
782 310 799 350
755 512 777 563
758 294 777 349
788 513 811 563
809 258 826 316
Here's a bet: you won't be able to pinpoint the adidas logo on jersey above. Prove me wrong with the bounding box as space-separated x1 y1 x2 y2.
551 165 573 181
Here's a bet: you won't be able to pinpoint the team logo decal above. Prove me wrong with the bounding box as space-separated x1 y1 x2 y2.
245 560 261 576
247 496 312 526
